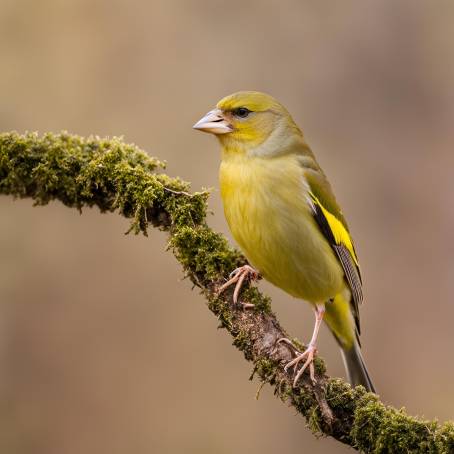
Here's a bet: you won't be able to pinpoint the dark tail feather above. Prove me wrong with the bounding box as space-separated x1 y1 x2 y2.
340 341 376 393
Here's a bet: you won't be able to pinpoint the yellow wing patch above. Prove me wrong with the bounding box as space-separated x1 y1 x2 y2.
314 196 360 267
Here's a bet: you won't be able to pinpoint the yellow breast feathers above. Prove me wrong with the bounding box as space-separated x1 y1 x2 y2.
219 153 345 303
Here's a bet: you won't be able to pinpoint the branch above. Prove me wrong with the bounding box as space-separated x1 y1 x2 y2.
1 131 453 452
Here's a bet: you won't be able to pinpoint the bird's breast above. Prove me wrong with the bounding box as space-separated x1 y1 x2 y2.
219 153 344 303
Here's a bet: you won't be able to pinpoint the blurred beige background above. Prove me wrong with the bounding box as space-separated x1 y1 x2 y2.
1 1 454 453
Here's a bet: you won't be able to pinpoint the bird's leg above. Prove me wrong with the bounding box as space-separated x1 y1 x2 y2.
281 303 325 386
217 265 259 308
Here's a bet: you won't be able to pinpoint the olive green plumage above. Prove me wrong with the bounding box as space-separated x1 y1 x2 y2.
194 91 374 392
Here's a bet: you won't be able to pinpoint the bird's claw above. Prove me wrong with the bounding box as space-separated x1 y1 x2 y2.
283 343 318 387
218 265 259 307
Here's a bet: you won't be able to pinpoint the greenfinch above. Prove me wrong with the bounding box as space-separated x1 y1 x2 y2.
194 91 374 391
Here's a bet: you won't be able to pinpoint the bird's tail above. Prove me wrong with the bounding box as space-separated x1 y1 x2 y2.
340 341 375 393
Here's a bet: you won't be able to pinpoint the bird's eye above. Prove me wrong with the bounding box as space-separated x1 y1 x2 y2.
233 107 251 118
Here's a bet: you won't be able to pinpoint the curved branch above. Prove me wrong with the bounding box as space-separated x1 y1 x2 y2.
1 131 453 452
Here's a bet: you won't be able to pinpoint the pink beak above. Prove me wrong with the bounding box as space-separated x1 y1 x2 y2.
193 109 233 134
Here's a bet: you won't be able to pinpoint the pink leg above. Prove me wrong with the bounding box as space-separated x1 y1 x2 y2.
278 304 325 386
217 265 259 308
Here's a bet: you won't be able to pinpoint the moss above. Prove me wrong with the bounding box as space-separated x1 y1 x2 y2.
0 131 201 235
170 225 243 284
290 385 321 432
352 400 441 453
3 131 454 452
437 422 454 453
240 286 272 315
252 358 279 384
233 329 254 360
307 405 324 435
325 378 366 415
207 294 234 331
161 185 208 229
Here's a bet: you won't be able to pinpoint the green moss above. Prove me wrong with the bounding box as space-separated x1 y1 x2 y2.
232 329 253 360
161 186 208 229
240 286 272 315
325 378 366 414
207 294 234 331
252 358 279 384
3 131 454 452
290 385 320 431
437 422 454 453
0 131 199 235
170 225 243 284
307 405 324 435
352 400 441 453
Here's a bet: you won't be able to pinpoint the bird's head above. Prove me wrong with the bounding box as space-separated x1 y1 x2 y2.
193 91 302 155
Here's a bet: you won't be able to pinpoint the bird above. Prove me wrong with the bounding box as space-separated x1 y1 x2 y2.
193 91 375 392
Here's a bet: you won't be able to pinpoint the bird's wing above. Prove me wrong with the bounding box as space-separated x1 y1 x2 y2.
304 168 363 336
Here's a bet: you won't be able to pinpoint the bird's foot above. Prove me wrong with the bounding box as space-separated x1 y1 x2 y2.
283 343 318 387
217 265 259 308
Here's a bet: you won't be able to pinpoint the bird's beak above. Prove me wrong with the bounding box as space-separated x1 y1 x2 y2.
193 109 233 134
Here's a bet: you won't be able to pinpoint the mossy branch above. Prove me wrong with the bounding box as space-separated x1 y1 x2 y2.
1 131 453 453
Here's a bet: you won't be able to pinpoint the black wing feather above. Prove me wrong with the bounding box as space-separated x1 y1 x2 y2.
310 199 363 337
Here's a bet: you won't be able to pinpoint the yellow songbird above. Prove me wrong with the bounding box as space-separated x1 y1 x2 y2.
193 91 375 391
